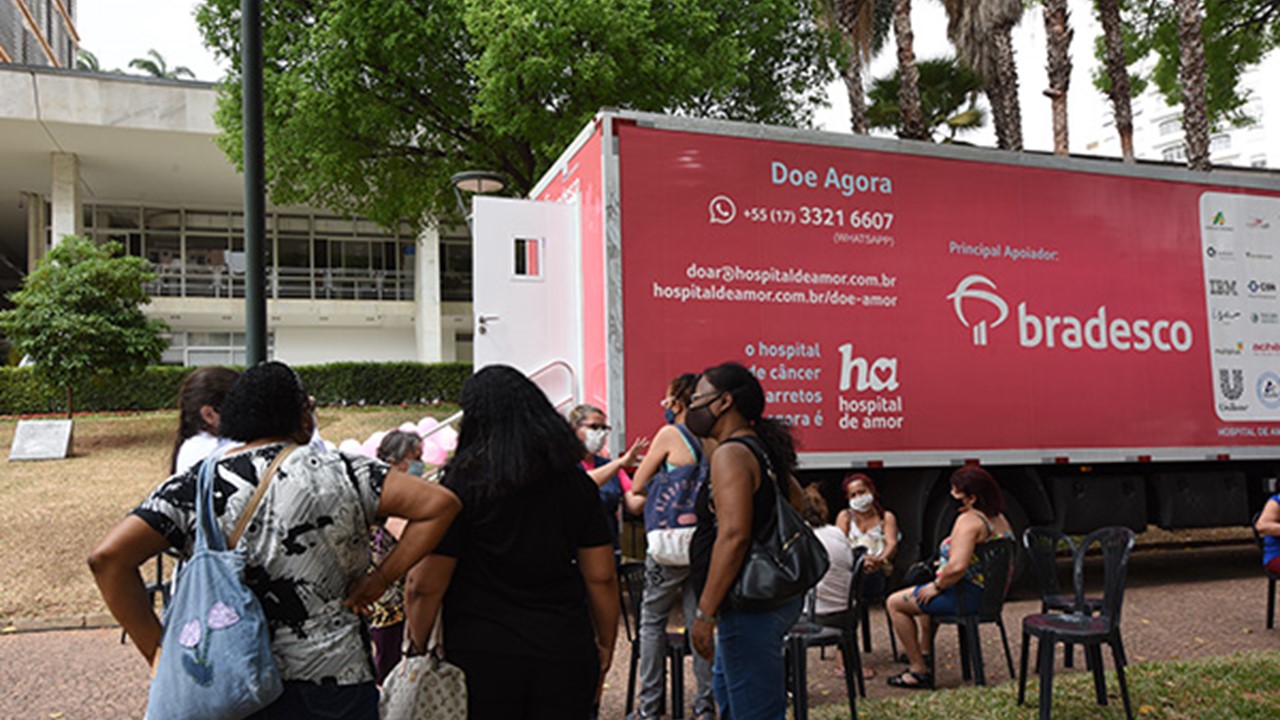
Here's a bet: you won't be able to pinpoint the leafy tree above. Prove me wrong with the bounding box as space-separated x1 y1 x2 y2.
75 49 101 72
0 236 168 417
1100 0 1280 133
866 57 985 141
128 49 196 80
195 0 841 230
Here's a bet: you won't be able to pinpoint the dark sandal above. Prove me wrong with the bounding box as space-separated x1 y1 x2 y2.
886 670 933 689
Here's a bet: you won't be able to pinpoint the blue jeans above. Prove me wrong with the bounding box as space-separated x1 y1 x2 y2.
711 596 803 720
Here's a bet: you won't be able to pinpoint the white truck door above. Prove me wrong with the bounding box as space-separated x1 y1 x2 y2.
471 196 582 409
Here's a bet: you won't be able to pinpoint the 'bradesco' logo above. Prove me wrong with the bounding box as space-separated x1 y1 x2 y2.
946 275 1009 346
947 275 1194 352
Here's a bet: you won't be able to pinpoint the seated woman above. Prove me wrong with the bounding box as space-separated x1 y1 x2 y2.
835 473 899 602
90 361 460 719
801 486 856 628
1257 493 1280 576
884 464 1013 689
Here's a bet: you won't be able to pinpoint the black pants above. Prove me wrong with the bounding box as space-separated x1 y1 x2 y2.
247 680 378 720
448 648 600 720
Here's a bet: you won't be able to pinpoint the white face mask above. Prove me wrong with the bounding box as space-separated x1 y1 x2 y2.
849 494 874 513
583 427 608 454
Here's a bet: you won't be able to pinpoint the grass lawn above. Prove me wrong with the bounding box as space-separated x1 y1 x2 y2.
818 650 1280 719
0 405 457 624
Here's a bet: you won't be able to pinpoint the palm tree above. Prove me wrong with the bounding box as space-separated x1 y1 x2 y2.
818 0 893 134
867 57 986 141
1095 0 1135 162
128 49 196 80
893 0 929 140
942 0 1024 150
1176 0 1211 171
1042 0 1073 156
75 49 101 73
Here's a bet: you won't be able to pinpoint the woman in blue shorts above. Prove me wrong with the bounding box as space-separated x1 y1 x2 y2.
884 465 1013 689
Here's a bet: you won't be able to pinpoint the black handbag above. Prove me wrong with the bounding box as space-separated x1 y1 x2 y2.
722 436 831 611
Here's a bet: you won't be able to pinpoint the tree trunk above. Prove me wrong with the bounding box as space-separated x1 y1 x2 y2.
893 0 928 140
990 28 1024 151
843 46 869 134
1097 0 1135 162
65 386 73 419
1044 0 1072 156
1177 0 1211 171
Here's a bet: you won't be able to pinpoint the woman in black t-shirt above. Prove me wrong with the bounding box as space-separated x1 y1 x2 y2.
404 365 620 720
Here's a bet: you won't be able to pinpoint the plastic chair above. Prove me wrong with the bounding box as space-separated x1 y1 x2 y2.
926 537 1017 686
1022 527 1103 667
1017 526 1136 720
1250 511 1279 629
617 560 693 719
784 550 865 720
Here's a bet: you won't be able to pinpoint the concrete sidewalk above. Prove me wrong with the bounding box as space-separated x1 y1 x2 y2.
2 543 1273 719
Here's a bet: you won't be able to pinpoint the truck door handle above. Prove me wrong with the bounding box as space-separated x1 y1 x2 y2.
478 315 500 334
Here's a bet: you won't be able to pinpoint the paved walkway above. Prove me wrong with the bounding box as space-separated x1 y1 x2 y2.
2 544 1275 719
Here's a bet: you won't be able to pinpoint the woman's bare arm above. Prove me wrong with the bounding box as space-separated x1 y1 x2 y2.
89 516 173 664
402 555 458 654
578 544 619 690
345 470 460 610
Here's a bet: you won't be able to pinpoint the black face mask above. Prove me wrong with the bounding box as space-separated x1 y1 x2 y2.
685 394 723 437
948 495 967 512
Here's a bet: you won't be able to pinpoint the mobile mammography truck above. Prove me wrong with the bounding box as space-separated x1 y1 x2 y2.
470 110 1280 557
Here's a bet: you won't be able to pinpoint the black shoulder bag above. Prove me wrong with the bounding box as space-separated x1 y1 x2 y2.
722 436 830 611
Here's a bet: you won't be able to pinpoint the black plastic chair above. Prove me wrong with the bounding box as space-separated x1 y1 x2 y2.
784 550 865 720
926 537 1017 686
1023 527 1103 668
1250 511 1279 629
618 560 693 719
1017 526 1136 720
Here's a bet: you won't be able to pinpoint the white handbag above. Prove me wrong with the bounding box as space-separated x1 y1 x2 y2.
379 648 467 720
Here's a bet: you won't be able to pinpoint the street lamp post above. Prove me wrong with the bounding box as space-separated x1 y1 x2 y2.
450 170 507 236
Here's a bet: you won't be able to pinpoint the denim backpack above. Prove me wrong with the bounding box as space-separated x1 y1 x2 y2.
644 424 707 566
146 448 293 720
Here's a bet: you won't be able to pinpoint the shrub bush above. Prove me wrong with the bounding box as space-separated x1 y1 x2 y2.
0 362 472 416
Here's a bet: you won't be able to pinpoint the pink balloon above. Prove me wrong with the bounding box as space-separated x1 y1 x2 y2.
433 426 459 451
421 438 449 466
361 431 387 458
338 439 362 455
399 421 418 434
416 417 441 437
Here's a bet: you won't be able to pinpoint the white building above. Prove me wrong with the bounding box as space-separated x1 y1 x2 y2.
1079 52 1279 169
1 25 475 366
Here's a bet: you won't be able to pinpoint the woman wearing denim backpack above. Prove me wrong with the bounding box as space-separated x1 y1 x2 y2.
627 372 716 720
91 362 460 719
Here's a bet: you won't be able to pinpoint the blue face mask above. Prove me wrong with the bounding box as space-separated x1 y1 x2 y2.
406 460 426 477
664 408 677 424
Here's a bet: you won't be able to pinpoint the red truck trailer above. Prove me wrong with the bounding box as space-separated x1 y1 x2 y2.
470 110 1280 561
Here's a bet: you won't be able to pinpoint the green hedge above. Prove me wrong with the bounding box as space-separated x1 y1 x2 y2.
0 362 472 416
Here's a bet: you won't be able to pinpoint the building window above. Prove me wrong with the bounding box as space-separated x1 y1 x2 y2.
1252 156 1268 168
1161 144 1187 163
440 236 472 301
1158 118 1181 136
83 204 421 302
160 330 274 366
1210 134 1231 153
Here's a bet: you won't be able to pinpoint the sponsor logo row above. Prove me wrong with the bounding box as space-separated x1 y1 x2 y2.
1218 368 1280 412
1212 308 1279 326
1213 341 1280 356
1208 278 1279 297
